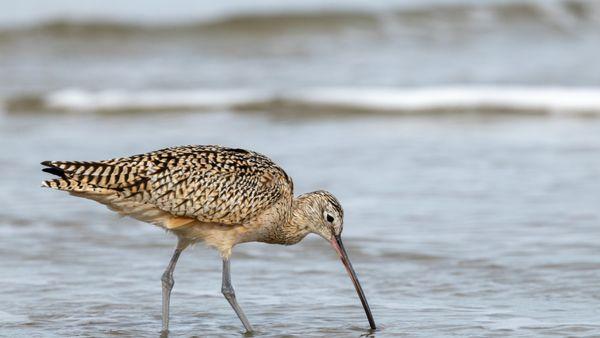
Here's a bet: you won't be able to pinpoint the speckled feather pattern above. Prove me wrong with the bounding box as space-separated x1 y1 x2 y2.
42 145 293 226
41 145 346 258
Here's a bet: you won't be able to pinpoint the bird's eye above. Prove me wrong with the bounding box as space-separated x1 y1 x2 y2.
326 214 334 223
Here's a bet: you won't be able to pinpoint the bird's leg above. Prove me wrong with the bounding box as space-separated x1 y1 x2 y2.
161 238 189 333
221 258 254 333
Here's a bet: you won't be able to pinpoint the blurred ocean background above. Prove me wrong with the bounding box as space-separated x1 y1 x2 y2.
1 0 600 337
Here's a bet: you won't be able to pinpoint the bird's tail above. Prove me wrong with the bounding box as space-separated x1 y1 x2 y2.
40 160 112 194
41 159 191 230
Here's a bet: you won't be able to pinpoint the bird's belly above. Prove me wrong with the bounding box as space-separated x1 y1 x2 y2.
170 220 250 258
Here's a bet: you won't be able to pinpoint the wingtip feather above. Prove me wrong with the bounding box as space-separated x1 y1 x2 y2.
42 167 66 177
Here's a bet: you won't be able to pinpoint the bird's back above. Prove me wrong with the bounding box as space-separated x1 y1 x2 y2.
42 145 293 229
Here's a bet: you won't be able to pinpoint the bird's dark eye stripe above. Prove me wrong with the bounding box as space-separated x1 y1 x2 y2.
327 214 334 222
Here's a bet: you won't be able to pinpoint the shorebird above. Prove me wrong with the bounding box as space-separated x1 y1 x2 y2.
41 145 375 333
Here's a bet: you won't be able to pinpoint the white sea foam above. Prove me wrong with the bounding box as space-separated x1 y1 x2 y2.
44 88 270 112
285 86 600 114
11 86 600 115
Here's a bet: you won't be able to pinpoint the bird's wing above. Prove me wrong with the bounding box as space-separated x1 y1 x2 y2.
42 145 293 226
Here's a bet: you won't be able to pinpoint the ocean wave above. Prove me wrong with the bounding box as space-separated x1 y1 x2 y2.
6 86 600 115
0 0 598 40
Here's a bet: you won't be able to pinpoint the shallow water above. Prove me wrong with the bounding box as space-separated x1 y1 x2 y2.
2 0 600 336
1 112 599 337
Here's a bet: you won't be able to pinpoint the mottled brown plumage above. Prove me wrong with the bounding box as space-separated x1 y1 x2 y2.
41 145 375 333
42 145 299 256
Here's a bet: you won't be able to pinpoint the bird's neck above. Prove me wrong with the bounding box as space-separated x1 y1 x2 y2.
267 196 312 245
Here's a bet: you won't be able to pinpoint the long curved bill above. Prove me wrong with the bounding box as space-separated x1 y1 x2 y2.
330 234 376 330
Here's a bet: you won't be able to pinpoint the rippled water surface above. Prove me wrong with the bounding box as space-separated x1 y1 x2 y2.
2 0 600 336
1 112 599 337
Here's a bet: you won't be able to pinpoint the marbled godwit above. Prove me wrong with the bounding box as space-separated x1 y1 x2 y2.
41 145 375 333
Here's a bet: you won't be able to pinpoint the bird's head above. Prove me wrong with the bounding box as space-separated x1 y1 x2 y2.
297 190 344 241
295 190 376 330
